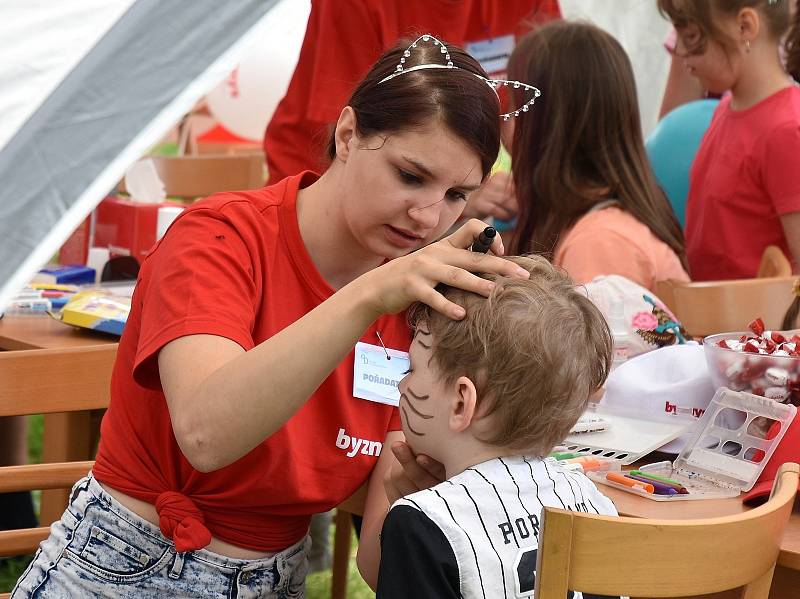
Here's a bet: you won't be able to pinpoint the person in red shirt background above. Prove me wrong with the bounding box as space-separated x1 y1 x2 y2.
264 0 561 223
659 0 800 281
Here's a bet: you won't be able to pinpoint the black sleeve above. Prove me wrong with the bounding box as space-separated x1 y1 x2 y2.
377 505 461 599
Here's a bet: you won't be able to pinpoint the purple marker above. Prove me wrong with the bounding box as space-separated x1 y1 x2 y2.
626 474 678 496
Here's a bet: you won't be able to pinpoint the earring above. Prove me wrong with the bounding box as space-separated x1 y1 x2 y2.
745 39 751 53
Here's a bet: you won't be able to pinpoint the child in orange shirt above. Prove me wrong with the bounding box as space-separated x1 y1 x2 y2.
505 21 689 292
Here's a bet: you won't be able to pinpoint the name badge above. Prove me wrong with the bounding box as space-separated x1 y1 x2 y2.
353 341 410 407
466 34 515 77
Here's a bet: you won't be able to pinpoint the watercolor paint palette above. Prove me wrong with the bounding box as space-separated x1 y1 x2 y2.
589 388 797 501
562 407 693 465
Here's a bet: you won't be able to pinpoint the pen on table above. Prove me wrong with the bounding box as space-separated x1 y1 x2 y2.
563 457 614 473
470 226 496 254
606 471 654 493
630 470 689 494
28 283 79 292
550 452 579 460
625 474 678 496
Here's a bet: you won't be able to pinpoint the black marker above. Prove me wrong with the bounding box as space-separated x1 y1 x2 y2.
470 226 496 254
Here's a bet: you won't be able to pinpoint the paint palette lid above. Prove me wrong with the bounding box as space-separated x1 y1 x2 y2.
672 387 796 492
562 407 693 465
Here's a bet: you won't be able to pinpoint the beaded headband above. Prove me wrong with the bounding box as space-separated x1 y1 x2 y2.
378 34 541 121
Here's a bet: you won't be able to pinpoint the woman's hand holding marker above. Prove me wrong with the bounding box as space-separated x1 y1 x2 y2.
357 219 528 321
470 226 496 254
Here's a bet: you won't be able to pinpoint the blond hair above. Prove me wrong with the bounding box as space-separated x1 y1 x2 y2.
408 255 612 457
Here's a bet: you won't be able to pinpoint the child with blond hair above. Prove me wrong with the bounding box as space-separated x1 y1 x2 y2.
376 255 619 599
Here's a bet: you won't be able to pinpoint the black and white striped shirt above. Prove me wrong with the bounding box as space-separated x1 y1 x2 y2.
377 456 620 599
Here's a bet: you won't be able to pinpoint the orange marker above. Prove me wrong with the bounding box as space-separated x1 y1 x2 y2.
606 471 654 493
566 457 600 470
564 457 614 472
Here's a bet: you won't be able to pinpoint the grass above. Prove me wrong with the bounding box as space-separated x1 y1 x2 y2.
0 415 374 597
306 526 375 599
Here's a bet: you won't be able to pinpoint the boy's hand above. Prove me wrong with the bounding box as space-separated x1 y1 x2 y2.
384 441 446 504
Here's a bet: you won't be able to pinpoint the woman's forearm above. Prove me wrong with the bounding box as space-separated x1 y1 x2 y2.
163 279 380 472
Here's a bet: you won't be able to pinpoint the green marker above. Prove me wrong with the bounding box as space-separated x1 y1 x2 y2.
550 452 579 460
630 470 689 493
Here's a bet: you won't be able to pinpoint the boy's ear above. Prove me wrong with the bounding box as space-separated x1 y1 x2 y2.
333 106 357 162
449 376 478 433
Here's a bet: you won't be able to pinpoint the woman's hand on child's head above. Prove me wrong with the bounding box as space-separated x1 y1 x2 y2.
384 441 446 504
358 219 529 321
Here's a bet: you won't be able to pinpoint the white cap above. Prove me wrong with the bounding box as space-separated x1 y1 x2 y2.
602 344 716 453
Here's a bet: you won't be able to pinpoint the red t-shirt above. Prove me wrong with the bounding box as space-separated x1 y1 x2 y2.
263 0 561 183
93 172 411 552
685 86 800 280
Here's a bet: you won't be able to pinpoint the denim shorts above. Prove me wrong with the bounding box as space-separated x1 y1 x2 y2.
12 475 310 598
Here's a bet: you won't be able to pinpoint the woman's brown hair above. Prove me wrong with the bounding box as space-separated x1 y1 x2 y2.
506 21 687 269
326 37 501 178
658 0 799 81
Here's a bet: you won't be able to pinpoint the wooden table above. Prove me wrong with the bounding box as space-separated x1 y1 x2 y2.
3 315 799 596
601 485 800 598
0 315 117 522
0 314 119 351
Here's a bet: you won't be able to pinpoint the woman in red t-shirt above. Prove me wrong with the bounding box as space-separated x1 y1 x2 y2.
14 38 531 597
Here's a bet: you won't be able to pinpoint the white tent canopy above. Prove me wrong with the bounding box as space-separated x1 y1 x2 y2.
0 0 280 312
0 0 671 314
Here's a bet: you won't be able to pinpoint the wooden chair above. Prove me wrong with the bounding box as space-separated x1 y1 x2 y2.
0 342 363 598
536 463 799 598
0 344 115 598
757 245 793 278
0 344 115 524
655 276 796 337
118 153 266 200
